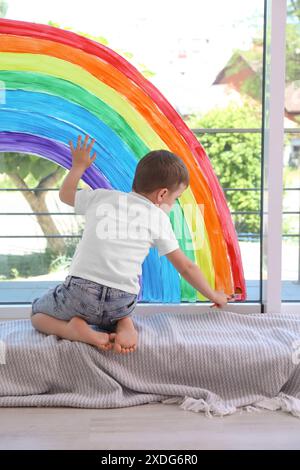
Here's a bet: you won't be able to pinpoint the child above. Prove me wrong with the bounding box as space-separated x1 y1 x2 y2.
31 135 231 354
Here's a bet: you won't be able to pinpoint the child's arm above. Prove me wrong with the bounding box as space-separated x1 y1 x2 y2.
59 134 96 206
166 248 231 308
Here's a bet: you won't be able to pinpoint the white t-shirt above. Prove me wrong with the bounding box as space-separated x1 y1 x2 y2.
68 188 179 294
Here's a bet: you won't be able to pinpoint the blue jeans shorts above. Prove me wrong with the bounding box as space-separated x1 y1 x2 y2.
31 275 138 333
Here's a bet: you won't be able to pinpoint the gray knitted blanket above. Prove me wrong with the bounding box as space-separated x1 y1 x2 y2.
1 310 300 418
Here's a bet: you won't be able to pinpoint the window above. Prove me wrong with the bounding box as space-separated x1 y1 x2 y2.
1 0 297 310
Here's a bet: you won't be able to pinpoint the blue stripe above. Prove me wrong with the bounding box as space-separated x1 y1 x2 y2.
0 105 180 302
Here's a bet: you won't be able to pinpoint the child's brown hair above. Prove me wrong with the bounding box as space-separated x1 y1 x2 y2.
132 150 189 193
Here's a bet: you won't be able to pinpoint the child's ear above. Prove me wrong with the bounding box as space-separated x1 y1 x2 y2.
157 188 168 199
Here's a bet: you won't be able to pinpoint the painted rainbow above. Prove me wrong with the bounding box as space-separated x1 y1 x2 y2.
0 19 246 303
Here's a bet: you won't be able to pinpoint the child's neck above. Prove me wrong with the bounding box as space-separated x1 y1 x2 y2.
131 190 155 204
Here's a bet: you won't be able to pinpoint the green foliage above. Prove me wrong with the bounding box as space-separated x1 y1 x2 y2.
0 0 7 18
47 234 83 273
0 251 55 279
224 2 300 102
288 0 300 20
221 48 263 101
285 24 300 82
0 153 66 188
9 268 19 279
0 235 82 279
187 102 261 237
240 73 262 101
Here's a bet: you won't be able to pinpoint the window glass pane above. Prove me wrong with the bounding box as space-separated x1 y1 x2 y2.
191 132 262 302
0 154 86 303
282 143 300 301
1 0 264 303
282 1 300 302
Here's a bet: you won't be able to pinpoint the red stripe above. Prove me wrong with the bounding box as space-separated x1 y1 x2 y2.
0 18 246 298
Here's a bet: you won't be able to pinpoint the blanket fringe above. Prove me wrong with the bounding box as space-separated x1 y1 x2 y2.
161 396 236 417
253 392 300 418
161 392 300 419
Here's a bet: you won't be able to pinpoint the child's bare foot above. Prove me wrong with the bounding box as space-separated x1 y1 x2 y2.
68 316 114 351
112 317 138 354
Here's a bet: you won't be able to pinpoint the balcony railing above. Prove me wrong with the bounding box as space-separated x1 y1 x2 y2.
0 127 299 299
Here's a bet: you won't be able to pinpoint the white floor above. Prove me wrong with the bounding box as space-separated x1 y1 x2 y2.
0 404 300 450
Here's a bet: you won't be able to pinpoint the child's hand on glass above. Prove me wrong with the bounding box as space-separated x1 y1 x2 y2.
210 290 233 309
69 134 96 171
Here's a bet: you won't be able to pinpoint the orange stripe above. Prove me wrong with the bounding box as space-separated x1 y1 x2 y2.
0 34 233 294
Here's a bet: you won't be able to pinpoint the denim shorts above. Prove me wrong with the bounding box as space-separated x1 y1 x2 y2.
31 275 138 333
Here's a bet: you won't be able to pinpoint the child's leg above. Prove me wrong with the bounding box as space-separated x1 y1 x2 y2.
113 316 138 354
31 313 116 351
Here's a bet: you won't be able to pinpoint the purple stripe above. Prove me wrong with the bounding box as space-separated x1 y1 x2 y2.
0 131 143 297
0 132 112 189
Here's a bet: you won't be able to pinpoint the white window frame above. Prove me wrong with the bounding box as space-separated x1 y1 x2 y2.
262 0 299 314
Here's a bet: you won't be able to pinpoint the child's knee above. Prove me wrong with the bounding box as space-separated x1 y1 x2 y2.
31 312 44 327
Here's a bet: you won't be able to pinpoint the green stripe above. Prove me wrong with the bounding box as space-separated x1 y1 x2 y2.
0 53 167 150
0 70 149 157
0 69 198 300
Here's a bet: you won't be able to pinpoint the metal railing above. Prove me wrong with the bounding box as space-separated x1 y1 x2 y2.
192 127 300 282
0 127 299 281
